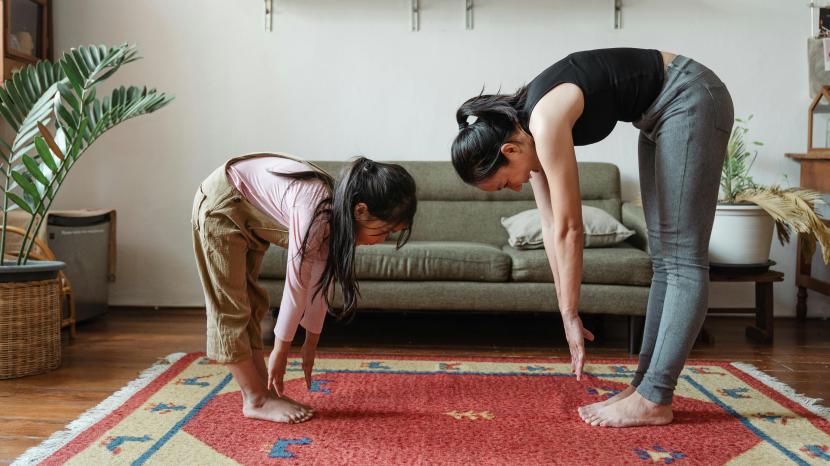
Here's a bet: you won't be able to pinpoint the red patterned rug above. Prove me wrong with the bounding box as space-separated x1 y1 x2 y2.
13 353 830 465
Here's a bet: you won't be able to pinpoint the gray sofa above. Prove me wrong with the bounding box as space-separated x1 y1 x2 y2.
260 161 652 351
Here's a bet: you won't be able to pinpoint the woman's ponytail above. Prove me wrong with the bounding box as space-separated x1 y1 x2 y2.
452 86 527 185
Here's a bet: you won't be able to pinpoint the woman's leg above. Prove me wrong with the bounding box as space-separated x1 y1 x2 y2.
592 78 732 427
632 132 669 388
579 132 665 422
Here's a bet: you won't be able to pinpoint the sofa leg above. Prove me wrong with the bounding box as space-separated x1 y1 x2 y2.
628 316 645 355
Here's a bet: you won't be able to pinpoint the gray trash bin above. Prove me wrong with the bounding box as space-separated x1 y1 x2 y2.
47 212 114 322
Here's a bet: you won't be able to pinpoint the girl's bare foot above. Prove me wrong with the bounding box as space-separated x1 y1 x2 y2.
242 394 314 424
249 350 314 413
281 394 314 412
590 391 673 427
578 385 635 423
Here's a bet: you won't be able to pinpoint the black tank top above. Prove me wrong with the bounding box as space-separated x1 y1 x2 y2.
521 48 664 146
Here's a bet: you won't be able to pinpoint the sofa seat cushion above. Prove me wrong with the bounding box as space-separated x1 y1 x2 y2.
355 241 511 282
262 241 512 282
502 243 652 286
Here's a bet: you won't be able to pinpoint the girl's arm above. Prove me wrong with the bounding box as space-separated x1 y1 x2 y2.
269 184 329 395
528 83 594 379
273 183 330 343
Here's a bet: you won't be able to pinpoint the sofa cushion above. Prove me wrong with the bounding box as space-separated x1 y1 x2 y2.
502 243 653 286
355 241 511 282
261 241 512 282
500 206 634 249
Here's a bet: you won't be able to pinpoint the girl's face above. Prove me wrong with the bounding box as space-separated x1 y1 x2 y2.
356 219 405 246
353 202 406 246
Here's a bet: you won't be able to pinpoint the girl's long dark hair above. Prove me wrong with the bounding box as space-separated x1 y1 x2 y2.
451 86 527 185
275 157 417 321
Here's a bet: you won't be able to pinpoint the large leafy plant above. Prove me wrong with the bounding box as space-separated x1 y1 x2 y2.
720 115 830 264
0 44 173 265
721 115 762 203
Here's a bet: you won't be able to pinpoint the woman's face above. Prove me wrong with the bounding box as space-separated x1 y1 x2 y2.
476 131 540 193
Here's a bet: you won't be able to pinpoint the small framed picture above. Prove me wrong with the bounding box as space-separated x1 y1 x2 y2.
820 7 830 37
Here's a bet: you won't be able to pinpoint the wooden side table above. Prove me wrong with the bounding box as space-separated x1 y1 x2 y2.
707 268 784 344
786 153 830 320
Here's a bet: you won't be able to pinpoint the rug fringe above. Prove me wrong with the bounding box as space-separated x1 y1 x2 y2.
731 361 830 421
11 352 187 466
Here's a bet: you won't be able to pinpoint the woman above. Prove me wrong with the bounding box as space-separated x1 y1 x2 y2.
451 48 733 427
192 153 416 423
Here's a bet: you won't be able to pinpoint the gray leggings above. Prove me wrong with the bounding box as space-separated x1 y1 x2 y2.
630 56 734 404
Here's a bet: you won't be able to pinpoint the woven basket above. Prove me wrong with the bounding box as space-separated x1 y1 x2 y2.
0 278 62 379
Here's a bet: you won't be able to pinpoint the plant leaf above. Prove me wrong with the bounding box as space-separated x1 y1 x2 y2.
11 170 38 201
37 123 65 162
6 192 32 214
57 81 79 113
34 136 59 171
21 154 49 186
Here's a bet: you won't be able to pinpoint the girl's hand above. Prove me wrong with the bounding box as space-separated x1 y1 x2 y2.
267 339 292 397
562 314 594 381
302 331 320 389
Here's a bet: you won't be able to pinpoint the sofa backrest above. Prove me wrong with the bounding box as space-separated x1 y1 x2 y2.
313 161 621 246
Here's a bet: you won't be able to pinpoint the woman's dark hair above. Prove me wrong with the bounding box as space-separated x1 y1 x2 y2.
275 157 417 321
451 86 528 185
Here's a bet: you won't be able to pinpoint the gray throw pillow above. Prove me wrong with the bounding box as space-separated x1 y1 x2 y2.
501 206 634 249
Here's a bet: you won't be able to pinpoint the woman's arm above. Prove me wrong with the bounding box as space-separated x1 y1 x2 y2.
528 83 593 378
529 173 563 303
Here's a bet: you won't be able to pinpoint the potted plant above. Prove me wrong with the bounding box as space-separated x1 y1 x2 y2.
0 44 173 378
709 115 830 267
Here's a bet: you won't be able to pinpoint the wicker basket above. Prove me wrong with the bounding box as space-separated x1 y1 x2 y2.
0 278 62 379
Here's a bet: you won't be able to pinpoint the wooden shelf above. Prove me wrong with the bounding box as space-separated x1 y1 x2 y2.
786 152 830 161
1 0 53 82
787 151 830 320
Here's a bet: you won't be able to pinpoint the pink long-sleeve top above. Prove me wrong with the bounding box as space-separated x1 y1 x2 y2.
226 156 330 342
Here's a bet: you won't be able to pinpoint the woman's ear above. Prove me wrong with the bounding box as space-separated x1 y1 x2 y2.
353 202 370 222
500 142 521 161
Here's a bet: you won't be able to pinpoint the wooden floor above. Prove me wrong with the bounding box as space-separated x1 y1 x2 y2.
2 308 830 464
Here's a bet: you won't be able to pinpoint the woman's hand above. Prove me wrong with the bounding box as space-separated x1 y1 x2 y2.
267 339 292 397
302 331 320 389
562 314 594 380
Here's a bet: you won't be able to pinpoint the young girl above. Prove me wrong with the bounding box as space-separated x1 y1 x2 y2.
192 153 417 424
452 49 732 427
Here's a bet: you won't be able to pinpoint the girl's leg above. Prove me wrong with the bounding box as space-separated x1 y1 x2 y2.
592 78 732 427
193 214 311 424
251 348 314 411
245 245 315 412
227 357 312 423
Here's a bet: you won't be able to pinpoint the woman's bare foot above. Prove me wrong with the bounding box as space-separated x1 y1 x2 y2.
578 385 635 423
590 391 673 427
242 394 314 424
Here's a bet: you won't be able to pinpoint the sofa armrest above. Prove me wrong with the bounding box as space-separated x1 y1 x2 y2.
622 202 649 253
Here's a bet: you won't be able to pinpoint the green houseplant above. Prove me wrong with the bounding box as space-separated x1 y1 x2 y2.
0 44 172 378
709 115 830 266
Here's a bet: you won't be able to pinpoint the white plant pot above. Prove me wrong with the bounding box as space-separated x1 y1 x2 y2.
708 204 775 266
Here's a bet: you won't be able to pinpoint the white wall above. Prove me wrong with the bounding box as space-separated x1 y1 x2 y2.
52 0 830 317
